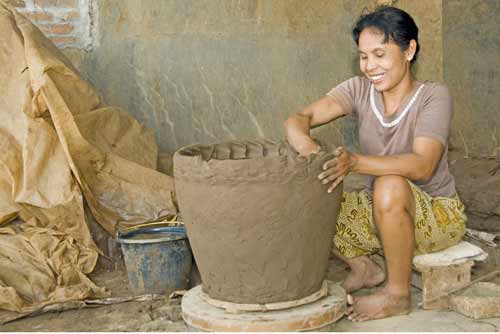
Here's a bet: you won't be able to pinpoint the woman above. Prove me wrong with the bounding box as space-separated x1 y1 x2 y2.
284 6 466 322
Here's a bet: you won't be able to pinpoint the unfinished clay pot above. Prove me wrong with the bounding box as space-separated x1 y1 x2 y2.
174 139 342 304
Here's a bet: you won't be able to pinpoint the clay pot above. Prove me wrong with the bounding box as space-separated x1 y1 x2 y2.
174 139 342 304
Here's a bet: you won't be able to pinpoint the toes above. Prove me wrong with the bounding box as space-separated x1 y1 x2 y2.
341 281 352 293
347 294 354 305
350 312 371 322
354 313 371 322
348 312 360 322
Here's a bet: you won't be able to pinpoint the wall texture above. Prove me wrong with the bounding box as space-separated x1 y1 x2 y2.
76 0 445 154
80 0 355 153
443 0 500 158
17 0 497 158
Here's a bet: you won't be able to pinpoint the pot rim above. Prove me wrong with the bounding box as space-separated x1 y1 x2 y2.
117 226 187 244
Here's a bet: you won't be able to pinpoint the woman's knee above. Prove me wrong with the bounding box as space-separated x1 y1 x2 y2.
373 175 415 217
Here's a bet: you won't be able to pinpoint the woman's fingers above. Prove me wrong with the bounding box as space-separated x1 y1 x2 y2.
319 170 344 190
318 147 350 191
334 146 344 157
319 163 349 184
324 171 342 183
322 158 337 170
318 167 336 181
319 168 343 183
328 175 344 193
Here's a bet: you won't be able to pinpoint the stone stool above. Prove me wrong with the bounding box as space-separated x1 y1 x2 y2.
413 241 488 310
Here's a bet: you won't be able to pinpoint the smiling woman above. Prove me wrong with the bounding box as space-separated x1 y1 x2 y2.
284 5 467 323
353 7 419 114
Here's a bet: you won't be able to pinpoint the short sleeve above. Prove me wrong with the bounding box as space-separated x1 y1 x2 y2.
326 76 366 116
414 84 453 146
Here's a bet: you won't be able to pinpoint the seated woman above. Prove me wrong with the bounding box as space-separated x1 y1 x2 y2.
284 6 466 322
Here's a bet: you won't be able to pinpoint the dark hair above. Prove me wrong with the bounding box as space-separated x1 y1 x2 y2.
352 6 420 64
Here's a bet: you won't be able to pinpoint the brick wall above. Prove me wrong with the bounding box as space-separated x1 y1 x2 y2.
8 0 97 50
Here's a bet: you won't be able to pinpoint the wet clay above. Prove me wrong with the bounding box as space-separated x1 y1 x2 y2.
174 139 342 304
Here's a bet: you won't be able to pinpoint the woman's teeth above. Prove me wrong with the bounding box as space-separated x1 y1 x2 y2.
370 74 384 82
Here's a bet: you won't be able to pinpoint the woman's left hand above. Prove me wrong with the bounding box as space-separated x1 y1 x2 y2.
318 146 356 193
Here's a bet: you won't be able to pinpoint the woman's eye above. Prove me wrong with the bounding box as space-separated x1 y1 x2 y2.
375 53 384 58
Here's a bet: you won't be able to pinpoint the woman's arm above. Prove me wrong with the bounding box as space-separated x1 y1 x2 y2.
284 95 349 156
352 137 444 179
319 136 445 192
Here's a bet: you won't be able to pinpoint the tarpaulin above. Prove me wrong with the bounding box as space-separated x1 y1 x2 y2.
0 1 177 312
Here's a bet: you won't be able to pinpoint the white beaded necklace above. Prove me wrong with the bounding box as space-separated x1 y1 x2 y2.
369 83 424 128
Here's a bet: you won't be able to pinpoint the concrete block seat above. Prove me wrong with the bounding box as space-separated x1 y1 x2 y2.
413 241 488 309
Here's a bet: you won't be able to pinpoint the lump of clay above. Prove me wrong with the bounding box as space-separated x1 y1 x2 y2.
174 139 342 304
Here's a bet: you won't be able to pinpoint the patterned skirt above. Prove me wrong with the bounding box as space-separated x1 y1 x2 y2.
334 181 467 258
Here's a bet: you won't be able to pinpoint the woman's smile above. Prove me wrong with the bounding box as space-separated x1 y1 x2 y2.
358 27 411 93
368 73 385 84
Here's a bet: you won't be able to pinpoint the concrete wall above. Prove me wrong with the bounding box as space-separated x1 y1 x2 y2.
80 0 353 153
13 0 500 158
443 0 500 158
78 0 446 154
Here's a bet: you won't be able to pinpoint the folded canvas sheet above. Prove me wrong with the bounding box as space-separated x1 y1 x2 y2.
0 1 177 312
0 220 109 313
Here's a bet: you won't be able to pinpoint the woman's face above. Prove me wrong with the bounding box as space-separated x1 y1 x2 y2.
358 27 412 92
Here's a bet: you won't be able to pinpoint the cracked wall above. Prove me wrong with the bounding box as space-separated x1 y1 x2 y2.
443 0 500 158
79 0 444 154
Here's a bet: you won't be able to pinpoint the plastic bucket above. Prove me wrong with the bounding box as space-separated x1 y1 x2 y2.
117 226 192 295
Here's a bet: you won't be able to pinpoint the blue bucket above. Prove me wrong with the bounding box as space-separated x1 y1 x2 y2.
117 226 192 295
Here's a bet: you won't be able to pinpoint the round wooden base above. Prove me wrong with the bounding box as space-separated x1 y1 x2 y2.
181 281 346 332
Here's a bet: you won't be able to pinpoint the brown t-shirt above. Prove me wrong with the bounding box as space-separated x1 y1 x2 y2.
327 76 456 198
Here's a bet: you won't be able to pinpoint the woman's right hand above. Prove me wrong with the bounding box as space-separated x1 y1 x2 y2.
284 95 348 157
284 113 320 156
294 137 321 156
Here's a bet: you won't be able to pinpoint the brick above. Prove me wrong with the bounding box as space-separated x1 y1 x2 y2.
50 36 77 45
415 260 473 310
24 11 54 21
450 282 500 320
40 23 74 35
33 0 78 8
65 11 80 20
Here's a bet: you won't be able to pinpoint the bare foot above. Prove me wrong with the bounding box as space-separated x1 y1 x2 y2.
342 255 385 293
346 288 411 322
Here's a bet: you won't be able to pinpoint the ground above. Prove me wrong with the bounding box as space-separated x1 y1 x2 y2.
1 156 500 332
2 258 500 332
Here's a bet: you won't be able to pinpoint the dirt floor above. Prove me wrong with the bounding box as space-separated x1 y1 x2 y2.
2 156 500 332
2 257 500 332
